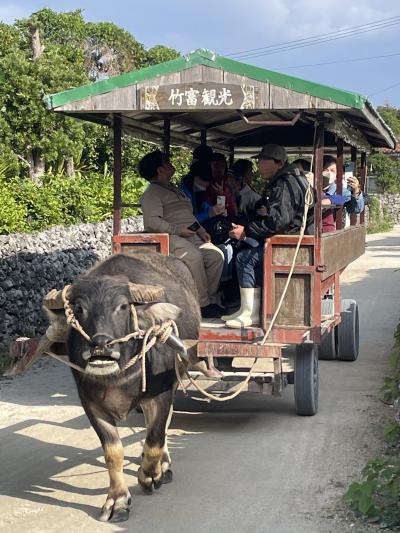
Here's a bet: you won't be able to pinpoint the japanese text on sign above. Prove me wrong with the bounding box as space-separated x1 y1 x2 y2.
140 83 258 110
168 87 234 107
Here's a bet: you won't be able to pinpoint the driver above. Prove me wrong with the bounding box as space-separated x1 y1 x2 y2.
222 144 314 328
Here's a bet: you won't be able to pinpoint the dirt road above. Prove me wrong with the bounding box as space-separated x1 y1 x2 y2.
1 229 399 533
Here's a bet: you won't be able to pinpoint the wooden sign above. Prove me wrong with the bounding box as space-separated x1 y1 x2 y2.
139 83 259 111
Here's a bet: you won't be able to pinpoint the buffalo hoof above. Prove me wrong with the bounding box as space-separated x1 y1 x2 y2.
99 492 131 522
139 480 154 495
109 508 130 523
138 467 172 493
154 469 173 490
162 469 173 484
138 467 155 494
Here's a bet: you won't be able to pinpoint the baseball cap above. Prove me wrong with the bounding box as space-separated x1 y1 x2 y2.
256 144 287 162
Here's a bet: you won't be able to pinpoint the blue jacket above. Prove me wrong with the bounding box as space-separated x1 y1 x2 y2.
180 182 212 223
325 182 364 213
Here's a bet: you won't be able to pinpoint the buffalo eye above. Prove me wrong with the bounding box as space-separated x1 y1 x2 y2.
74 303 84 316
116 303 129 313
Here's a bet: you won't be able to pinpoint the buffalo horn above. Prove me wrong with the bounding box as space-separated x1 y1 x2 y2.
43 286 71 309
165 333 190 362
128 283 165 303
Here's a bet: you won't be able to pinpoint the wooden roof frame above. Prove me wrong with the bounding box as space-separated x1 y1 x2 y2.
44 48 396 152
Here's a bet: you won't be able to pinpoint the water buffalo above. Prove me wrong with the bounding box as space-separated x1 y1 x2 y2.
54 251 201 522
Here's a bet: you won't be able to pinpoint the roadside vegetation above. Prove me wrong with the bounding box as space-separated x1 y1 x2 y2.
344 323 400 530
367 196 394 234
0 9 399 236
0 8 189 235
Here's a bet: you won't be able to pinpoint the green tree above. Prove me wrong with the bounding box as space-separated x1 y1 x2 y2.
146 45 180 66
0 9 153 180
377 105 400 139
370 152 400 193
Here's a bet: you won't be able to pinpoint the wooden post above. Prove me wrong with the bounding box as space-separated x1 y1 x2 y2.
113 114 122 238
200 129 207 146
313 116 324 238
350 146 358 225
163 118 171 158
360 152 367 225
229 142 235 167
312 115 324 338
336 138 344 230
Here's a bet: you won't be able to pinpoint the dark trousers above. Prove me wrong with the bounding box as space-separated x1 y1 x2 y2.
235 244 263 288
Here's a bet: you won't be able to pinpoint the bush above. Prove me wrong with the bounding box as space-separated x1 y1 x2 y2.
370 153 400 194
344 323 400 529
367 196 394 234
0 170 147 234
0 183 28 233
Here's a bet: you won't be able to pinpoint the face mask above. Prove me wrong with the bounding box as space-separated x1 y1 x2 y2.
323 170 336 183
328 171 336 184
193 183 207 192
322 170 336 188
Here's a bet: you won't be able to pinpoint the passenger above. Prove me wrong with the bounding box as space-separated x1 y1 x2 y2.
205 153 237 217
322 155 364 230
292 158 314 185
229 159 261 217
192 144 214 164
292 158 311 173
222 144 314 328
180 161 226 224
139 150 225 319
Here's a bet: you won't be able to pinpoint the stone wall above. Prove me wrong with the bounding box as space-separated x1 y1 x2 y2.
375 193 400 223
0 217 143 351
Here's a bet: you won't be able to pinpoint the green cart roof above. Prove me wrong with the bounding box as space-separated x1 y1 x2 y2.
45 48 396 151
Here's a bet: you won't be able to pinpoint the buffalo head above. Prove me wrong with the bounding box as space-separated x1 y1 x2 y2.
67 275 182 377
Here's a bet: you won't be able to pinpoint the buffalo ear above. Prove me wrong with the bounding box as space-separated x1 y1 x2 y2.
139 303 183 326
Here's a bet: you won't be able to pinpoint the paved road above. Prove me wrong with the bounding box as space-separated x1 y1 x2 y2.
1 228 399 533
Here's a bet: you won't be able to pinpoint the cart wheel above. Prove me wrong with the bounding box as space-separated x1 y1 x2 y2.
319 299 337 360
337 299 359 362
294 343 319 416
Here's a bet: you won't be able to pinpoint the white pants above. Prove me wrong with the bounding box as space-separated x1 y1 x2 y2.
170 235 224 307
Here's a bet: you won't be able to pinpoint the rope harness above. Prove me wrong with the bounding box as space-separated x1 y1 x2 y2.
45 285 181 393
45 182 313 402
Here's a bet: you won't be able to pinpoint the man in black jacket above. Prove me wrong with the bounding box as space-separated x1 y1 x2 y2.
222 144 314 328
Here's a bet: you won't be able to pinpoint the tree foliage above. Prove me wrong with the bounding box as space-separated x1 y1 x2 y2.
0 8 180 181
344 323 400 529
370 153 400 193
378 105 400 139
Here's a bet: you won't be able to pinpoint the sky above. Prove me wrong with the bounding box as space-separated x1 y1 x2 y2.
1 0 400 107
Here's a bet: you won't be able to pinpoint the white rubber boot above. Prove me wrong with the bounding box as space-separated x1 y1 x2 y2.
225 288 261 328
221 292 244 321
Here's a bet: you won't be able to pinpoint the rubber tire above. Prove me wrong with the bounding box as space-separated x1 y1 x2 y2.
319 299 337 360
337 299 359 362
294 343 319 416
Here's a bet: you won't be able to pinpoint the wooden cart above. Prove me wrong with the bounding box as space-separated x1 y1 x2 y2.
42 49 395 414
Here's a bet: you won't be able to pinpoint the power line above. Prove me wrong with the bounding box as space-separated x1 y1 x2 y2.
369 80 400 97
227 15 399 56
228 15 400 58
234 20 400 60
270 51 400 70
226 15 400 60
